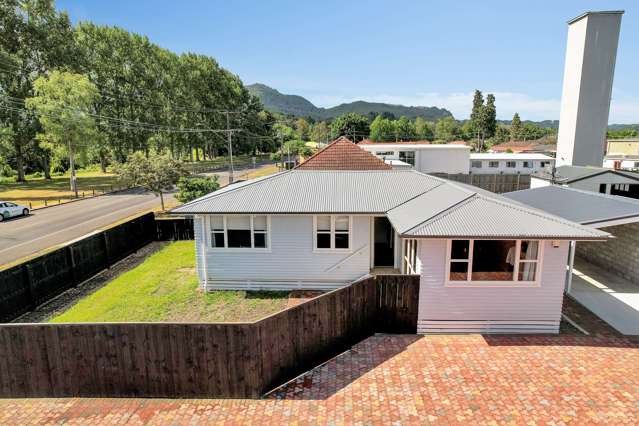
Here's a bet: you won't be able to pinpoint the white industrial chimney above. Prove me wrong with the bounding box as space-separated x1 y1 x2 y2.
556 11 623 167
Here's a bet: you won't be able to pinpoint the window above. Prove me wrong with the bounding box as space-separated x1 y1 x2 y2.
210 216 225 248
314 215 351 250
209 215 269 249
506 161 516 168
522 161 532 168
634 162 639 168
489 161 499 168
540 161 550 168
447 239 541 284
399 151 415 166
471 161 482 168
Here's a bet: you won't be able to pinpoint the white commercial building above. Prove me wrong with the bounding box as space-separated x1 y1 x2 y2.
469 153 554 175
357 142 470 174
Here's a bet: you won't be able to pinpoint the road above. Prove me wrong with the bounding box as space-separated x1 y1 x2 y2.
201 161 275 186
0 188 171 266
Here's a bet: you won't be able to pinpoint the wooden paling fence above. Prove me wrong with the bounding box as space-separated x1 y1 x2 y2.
0 275 419 398
431 172 531 193
0 213 193 322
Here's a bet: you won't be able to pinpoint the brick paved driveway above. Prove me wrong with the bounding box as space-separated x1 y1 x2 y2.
1 334 638 425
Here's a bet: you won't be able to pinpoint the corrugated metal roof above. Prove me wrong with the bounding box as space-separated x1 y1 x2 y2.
172 169 609 240
172 170 442 214
470 153 553 160
504 185 639 226
532 165 639 183
404 195 609 240
387 185 472 234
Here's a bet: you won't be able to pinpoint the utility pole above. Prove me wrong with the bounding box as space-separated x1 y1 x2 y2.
225 112 235 184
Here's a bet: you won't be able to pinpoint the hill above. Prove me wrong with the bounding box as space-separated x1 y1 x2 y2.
247 83 453 121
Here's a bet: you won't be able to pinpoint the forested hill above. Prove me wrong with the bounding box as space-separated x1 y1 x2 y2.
247 83 453 121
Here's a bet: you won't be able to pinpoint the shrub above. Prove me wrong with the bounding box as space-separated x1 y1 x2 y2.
176 175 220 203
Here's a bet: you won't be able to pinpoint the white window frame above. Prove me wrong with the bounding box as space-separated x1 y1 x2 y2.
313 215 352 253
445 239 543 287
489 161 500 168
206 215 271 252
522 161 532 168
506 161 516 168
471 160 483 168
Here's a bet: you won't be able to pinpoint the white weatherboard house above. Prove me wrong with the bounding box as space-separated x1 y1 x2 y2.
470 153 554 175
357 142 471 174
172 169 608 333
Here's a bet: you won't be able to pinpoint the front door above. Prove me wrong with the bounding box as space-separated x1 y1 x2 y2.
374 217 395 267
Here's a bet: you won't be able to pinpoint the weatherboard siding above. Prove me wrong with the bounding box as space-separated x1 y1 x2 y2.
195 215 371 290
417 239 568 333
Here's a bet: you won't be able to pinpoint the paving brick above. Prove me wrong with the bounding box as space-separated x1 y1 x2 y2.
0 332 638 425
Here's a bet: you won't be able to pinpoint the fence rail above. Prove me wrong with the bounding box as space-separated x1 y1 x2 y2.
0 275 419 398
0 213 192 322
431 172 531 193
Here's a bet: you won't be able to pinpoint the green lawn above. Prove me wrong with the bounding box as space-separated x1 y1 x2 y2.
0 170 122 208
49 241 289 323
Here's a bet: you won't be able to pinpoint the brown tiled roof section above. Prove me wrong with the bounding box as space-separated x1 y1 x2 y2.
296 137 393 170
490 140 538 152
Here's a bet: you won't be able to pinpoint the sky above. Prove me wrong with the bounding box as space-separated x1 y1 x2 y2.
56 0 639 123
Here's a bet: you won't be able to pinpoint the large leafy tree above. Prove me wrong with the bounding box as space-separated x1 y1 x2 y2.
414 117 434 140
0 0 76 181
26 71 99 194
330 113 369 141
369 115 395 141
510 112 522 140
395 116 416 141
434 117 460 142
115 152 186 210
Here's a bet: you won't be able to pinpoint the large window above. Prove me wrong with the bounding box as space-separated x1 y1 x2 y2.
447 239 541 284
489 161 499 168
471 160 483 168
314 215 351 250
399 151 416 166
209 215 269 249
506 161 516 168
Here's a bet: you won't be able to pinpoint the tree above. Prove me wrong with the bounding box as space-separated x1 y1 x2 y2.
395 116 416 141
115 152 186 210
414 117 434 140
0 0 76 181
369 115 396 141
330 113 369 141
26 71 99 194
294 118 310 141
176 175 219 203
310 121 329 144
481 94 497 142
469 90 484 138
434 117 460 142
510 113 522 140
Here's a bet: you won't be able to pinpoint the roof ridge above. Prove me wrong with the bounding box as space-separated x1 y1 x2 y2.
172 170 291 211
400 192 477 235
472 192 604 235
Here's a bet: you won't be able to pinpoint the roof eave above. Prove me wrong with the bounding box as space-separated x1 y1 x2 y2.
399 234 610 241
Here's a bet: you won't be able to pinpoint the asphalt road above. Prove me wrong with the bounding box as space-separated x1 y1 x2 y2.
0 188 171 266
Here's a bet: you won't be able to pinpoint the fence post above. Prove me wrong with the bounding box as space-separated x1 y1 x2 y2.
67 245 78 286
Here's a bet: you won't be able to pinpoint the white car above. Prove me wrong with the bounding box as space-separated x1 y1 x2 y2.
0 201 30 221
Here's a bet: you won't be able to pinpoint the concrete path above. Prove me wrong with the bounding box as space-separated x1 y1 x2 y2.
0 188 171 267
570 257 639 335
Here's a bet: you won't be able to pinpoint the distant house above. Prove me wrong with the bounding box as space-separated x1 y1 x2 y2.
470 153 554 175
607 138 639 156
296 137 391 170
531 165 639 198
357 140 470 174
171 168 607 334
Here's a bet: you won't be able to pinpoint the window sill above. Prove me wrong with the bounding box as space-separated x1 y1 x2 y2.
313 248 353 254
207 247 272 253
445 280 540 288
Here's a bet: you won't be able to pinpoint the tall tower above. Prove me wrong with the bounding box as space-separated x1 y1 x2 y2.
556 11 623 167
